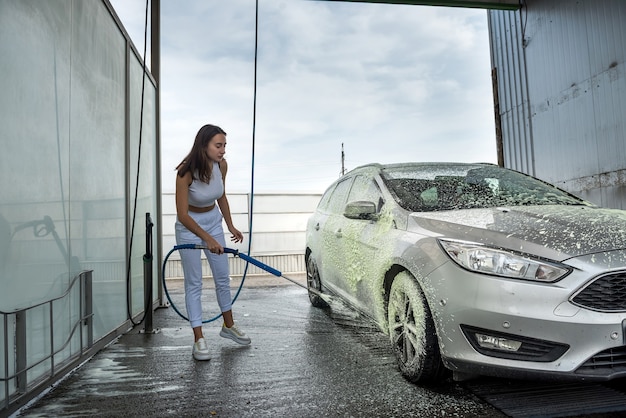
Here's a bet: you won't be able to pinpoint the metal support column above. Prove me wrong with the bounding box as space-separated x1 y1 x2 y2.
15 311 26 393
141 213 159 334
151 0 167 309
83 270 94 348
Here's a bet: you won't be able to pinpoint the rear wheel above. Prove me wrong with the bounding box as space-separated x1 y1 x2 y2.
306 254 328 308
387 271 447 383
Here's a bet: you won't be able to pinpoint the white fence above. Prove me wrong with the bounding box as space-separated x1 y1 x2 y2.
161 192 322 278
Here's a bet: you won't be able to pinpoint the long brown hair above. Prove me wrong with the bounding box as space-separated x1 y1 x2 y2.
176 124 226 183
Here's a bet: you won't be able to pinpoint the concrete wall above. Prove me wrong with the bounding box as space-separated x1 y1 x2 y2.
161 192 322 277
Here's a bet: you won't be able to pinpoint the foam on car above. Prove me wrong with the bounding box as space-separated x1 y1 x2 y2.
332 206 396 326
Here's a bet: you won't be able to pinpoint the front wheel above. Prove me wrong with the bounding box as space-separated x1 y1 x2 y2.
306 254 328 308
387 271 447 383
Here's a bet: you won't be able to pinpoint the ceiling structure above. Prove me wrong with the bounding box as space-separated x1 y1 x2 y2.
321 0 520 10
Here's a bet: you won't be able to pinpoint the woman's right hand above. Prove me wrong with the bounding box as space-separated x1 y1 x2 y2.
204 236 224 255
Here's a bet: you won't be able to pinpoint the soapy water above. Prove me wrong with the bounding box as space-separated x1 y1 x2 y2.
320 205 396 326
387 271 427 367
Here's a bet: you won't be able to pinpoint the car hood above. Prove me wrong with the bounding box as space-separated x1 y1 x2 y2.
408 205 626 261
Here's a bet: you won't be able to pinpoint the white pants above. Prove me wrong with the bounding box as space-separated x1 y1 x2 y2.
175 207 231 328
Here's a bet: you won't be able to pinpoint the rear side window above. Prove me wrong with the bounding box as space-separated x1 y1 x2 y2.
316 185 335 211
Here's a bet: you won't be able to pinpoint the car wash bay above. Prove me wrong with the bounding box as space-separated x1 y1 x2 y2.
16 278 626 418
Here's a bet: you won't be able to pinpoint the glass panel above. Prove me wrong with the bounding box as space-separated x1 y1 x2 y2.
51 283 81 366
26 305 51 384
0 0 73 312
0 0 158 408
69 0 127 338
129 55 157 316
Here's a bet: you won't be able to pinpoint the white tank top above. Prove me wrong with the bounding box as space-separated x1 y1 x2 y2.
188 162 224 207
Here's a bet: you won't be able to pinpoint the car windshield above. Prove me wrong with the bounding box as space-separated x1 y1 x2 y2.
381 164 590 212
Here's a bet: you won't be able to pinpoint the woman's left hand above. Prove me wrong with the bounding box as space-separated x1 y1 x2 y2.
229 226 244 243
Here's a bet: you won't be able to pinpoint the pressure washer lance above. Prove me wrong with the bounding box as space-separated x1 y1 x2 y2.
172 244 332 303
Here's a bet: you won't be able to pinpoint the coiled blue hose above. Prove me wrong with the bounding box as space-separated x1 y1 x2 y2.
161 244 247 323
162 244 283 323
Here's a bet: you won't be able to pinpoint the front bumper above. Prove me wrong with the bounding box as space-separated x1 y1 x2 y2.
424 261 626 381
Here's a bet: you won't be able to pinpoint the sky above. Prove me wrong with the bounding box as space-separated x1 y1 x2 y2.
109 0 497 194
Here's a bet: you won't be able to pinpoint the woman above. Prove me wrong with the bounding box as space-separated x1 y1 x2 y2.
175 124 249 361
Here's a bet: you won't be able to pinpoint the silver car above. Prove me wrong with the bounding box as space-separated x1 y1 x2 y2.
305 162 626 383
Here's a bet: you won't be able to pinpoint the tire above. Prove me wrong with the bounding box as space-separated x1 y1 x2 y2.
306 254 329 308
387 271 447 383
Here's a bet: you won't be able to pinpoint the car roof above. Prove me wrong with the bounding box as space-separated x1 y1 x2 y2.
322 162 500 193
348 162 498 174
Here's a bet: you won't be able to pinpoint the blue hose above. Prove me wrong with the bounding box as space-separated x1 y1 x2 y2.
223 247 282 276
161 244 283 323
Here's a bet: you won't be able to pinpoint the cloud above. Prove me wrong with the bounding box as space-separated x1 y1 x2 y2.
111 0 496 193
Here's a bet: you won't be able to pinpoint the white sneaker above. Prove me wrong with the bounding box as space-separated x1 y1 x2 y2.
219 324 251 345
192 337 210 361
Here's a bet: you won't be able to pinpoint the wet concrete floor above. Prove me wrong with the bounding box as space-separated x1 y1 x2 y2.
16 276 507 417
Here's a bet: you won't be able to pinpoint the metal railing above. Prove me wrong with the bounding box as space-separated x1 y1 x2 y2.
1 270 93 412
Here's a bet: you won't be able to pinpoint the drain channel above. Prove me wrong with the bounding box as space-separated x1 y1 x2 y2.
465 379 626 417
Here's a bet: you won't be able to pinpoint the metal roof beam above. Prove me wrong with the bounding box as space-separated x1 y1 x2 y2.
318 0 520 10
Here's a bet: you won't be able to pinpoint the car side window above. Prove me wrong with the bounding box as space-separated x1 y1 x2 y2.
348 175 384 211
326 177 353 215
316 185 336 211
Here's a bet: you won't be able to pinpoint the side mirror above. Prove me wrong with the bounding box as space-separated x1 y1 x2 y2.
344 201 378 220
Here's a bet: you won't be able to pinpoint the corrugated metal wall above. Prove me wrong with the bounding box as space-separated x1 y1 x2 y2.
488 6 535 174
488 0 626 209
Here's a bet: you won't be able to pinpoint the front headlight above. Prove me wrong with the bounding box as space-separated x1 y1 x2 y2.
438 239 571 282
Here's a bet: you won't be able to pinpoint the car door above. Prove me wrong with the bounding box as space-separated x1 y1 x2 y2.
312 176 354 291
333 174 389 318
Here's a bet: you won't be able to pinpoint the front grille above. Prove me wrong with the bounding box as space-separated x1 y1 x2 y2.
576 346 626 376
571 271 626 312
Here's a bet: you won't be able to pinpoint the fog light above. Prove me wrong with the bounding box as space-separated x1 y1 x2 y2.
475 333 522 351
462 325 569 361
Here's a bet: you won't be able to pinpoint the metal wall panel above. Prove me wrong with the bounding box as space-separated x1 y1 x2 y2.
488 8 535 174
488 0 626 209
